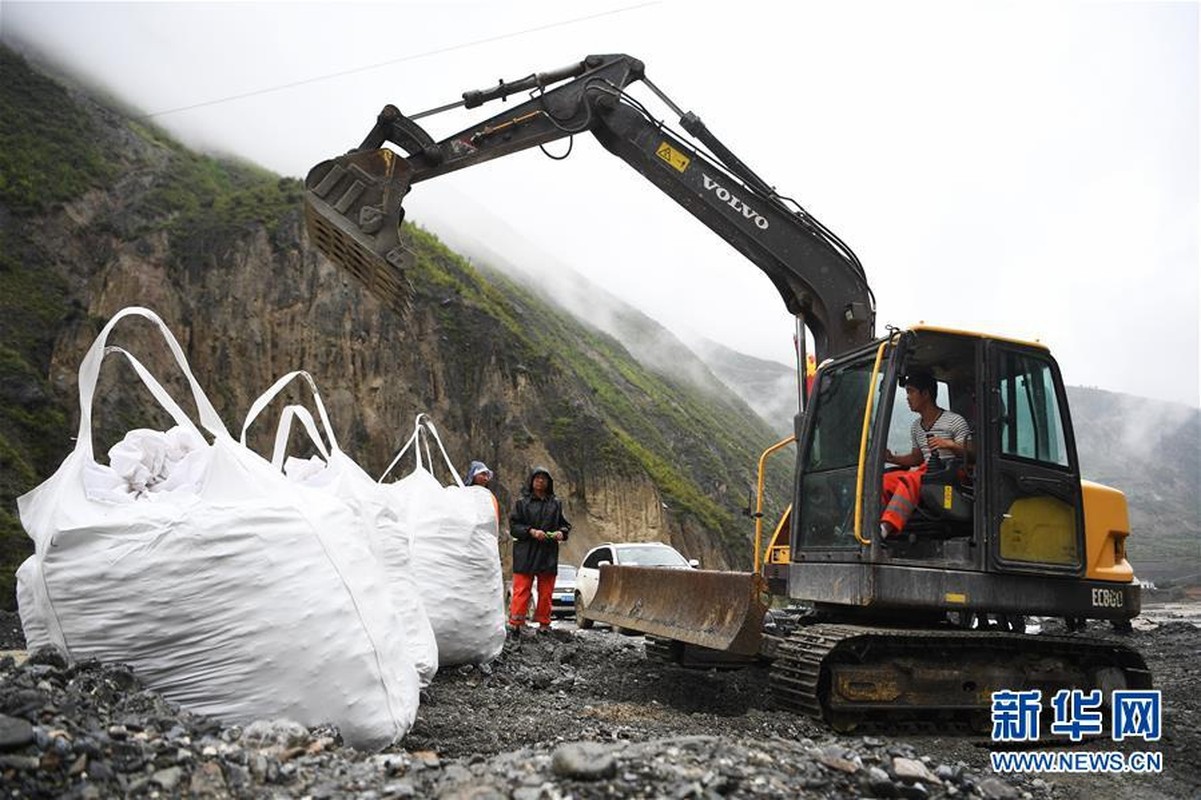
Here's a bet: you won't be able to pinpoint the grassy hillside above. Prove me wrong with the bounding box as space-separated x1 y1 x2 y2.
0 48 361 603
400 226 791 558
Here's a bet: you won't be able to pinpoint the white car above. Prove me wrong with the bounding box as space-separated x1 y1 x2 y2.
574 542 698 629
550 563 578 617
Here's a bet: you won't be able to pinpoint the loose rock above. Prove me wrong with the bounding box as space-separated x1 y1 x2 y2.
0 610 1196 798
551 741 617 780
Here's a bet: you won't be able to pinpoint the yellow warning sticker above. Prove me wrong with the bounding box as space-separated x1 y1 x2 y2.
945 593 967 604
656 142 691 173
943 485 954 509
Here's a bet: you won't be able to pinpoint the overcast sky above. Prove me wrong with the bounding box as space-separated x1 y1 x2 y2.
4 1 1198 407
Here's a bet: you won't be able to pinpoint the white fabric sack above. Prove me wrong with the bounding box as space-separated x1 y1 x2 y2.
18 345 212 654
15 307 418 751
240 372 439 687
14 556 51 652
380 415 505 666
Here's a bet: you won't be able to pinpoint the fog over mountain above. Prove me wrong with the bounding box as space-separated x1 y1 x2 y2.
432 220 751 408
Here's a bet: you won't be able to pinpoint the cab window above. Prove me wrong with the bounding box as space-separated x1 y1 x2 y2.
997 352 1070 467
885 378 952 456
805 360 875 472
799 358 881 547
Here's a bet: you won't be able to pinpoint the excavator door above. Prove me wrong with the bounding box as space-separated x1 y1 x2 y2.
985 342 1085 575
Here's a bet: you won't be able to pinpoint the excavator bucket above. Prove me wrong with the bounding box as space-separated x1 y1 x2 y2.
585 566 769 656
304 148 414 311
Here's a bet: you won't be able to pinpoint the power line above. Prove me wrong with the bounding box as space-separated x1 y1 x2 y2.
140 2 658 119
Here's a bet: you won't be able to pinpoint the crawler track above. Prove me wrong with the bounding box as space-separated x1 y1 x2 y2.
767 623 1151 731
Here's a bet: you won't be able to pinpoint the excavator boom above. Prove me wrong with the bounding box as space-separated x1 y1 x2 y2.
304 53 874 358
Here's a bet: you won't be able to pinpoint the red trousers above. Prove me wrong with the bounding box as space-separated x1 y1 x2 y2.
881 464 926 534
509 571 556 627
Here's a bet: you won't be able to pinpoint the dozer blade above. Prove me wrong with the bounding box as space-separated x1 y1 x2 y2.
586 566 768 656
304 148 414 311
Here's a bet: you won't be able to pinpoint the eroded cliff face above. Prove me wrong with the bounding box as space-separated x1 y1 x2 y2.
555 473 668 564
30 171 734 575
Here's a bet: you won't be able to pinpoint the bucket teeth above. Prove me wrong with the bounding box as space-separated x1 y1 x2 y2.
304 149 415 311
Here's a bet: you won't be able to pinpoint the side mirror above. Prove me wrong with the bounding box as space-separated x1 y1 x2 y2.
688 559 700 568
598 560 611 568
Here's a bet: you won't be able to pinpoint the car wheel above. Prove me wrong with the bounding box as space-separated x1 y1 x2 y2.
575 592 593 629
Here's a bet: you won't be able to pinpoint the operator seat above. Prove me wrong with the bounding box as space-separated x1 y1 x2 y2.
904 457 974 539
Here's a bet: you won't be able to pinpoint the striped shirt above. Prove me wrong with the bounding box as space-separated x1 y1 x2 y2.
910 410 972 462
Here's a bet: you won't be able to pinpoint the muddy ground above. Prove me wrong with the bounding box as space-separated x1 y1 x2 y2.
0 605 1197 799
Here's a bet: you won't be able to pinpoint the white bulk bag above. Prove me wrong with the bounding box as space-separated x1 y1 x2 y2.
380 415 505 666
15 307 418 751
240 372 439 686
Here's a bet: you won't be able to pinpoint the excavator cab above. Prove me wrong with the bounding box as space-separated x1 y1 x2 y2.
789 326 1140 626
765 328 1149 725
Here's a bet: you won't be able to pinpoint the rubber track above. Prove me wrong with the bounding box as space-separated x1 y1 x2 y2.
767 623 1151 728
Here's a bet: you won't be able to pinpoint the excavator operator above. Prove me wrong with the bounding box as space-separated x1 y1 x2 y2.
879 371 973 540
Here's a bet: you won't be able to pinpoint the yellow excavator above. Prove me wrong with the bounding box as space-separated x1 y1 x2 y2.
303 54 1149 729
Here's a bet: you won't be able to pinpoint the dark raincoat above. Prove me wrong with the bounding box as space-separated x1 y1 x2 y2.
509 466 571 574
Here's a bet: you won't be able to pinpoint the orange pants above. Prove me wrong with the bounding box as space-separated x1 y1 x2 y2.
509 571 556 627
881 464 926 534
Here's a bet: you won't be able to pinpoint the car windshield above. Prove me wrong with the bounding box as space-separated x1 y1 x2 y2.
557 564 576 580
619 545 689 567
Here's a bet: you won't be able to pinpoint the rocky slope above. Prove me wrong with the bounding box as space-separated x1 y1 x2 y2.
2 610 1198 800
0 45 791 605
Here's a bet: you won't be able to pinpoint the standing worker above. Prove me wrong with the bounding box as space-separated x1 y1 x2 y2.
465 461 493 488
508 466 570 636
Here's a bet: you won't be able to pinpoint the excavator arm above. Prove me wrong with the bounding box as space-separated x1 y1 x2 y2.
305 53 875 360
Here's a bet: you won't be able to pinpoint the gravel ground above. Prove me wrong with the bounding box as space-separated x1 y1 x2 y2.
0 608 1197 799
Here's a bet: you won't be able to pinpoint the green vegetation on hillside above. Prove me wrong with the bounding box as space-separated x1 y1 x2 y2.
402 225 789 562
1 27 783 603
0 47 310 606
0 48 116 211
124 124 305 271
0 48 111 605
